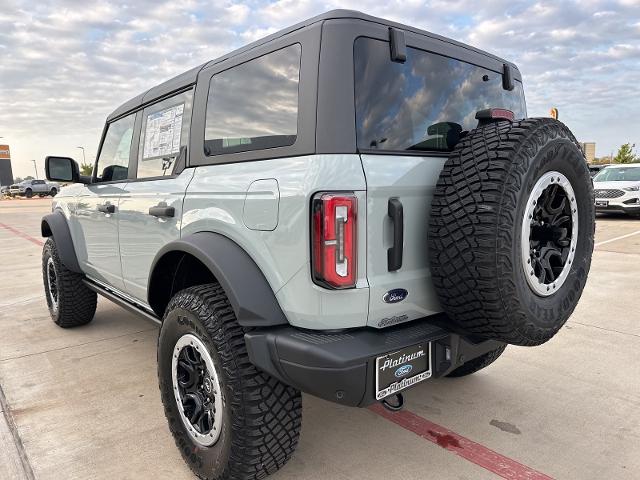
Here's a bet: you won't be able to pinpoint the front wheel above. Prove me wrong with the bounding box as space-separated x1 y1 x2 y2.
50 188 57 197
25 189 33 198
158 284 302 480
42 238 97 327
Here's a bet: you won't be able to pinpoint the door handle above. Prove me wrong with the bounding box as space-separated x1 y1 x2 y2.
97 203 115 214
148 205 175 218
387 198 403 271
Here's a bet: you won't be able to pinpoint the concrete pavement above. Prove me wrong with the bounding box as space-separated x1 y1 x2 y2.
0 198 639 479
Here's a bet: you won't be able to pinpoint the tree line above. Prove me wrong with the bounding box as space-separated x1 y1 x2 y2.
592 143 639 164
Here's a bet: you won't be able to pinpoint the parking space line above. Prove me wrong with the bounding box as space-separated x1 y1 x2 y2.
594 229 640 248
370 404 553 480
0 223 44 247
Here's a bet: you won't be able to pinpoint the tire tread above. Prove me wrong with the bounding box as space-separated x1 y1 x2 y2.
161 284 302 480
42 238 96 328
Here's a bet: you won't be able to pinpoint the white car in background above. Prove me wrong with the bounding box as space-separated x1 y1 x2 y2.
593 164 640 216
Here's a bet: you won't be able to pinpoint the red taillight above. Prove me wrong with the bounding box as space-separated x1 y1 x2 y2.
312 193 357 289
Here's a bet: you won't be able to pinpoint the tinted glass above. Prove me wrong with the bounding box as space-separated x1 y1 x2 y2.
354 38 526 153
594 167 640 182
96 114 135 182
204 44 301 156
137 89 193 178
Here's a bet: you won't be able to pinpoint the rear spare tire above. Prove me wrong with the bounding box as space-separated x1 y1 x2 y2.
428 118 594 346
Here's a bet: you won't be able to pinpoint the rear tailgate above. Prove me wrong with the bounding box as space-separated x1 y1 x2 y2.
354 36 526 329
361 154 446 328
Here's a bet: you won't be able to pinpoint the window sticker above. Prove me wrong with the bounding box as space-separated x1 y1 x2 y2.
143 103 184 159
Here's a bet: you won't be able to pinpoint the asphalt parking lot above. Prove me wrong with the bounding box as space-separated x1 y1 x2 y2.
1 197 639 480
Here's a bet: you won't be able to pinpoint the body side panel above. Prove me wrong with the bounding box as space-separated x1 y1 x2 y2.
181 154 369 330
118 168 196 302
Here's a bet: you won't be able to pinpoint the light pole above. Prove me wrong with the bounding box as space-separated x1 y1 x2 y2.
77 146 86 165
31 160 38 179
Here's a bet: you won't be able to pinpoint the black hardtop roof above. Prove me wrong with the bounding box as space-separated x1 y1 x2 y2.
107 9 518 122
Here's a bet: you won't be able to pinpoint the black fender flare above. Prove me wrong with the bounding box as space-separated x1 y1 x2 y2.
149 232 288 327
41 211 82 273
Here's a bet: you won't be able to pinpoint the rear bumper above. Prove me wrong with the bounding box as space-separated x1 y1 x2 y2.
245 315 504 407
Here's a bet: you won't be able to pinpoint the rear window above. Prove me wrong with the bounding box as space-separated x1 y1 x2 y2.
354 37 526 153
204 44 301 156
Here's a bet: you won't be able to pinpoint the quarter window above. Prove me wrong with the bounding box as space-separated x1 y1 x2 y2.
354 38 526 153
96 114 135 182
204 44 301 156
137 89 194 178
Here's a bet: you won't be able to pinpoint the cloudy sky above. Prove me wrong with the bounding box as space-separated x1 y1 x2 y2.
1 0 639 178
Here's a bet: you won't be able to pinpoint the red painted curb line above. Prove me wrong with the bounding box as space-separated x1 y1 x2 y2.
0 223 45 247
370 404 553 480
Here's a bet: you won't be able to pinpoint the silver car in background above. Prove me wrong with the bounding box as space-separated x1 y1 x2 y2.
593 164 640 216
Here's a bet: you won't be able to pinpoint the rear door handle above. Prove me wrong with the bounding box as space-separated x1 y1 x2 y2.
387 198 403 271
97 203 115 214
148 205 175 218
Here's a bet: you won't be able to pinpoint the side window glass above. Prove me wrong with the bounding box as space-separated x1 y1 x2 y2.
204 44 301 156
96 114 135 182
137 89 193 178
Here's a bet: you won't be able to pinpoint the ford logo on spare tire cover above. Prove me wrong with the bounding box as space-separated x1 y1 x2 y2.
383 288 408 303
395 364 413 377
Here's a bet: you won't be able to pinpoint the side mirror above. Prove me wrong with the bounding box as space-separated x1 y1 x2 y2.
45 156 90 184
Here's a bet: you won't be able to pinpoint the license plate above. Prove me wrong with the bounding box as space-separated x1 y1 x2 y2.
375 343 431 400
595 200 608 207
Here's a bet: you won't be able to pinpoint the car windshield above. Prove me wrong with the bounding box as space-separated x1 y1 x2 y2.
594 167 640 182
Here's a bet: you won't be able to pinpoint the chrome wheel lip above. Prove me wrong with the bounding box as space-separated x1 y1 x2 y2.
171 334 224 447
46 257 58 312
521 171 578 297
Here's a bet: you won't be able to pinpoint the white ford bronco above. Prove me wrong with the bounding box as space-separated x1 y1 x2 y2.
41 10 594 480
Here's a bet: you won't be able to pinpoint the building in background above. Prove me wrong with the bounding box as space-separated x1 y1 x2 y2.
579 142 596 163
0 145 14 187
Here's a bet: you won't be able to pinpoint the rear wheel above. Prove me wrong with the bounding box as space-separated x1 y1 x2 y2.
158 284 302 480
42 238 97 327
429 118 594 346
50 188 57 197
446 345 507 377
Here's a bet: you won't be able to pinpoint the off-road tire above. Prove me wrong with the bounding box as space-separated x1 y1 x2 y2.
25 189 33 198
42 238 97 327
429 118 594 346
158 284 302 480
446 345 507 377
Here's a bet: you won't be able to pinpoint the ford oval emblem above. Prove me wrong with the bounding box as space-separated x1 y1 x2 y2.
383 288 408 304
395 364 413 378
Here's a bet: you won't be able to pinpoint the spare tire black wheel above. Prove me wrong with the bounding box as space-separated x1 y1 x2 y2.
428 118 594 346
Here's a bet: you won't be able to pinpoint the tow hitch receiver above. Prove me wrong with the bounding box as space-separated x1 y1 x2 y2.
381 393 404 411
